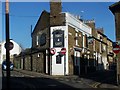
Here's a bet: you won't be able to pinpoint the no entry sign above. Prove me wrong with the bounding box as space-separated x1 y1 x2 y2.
113 45 120 54
60 48 66 55
50 48 56 55
4 42 14 50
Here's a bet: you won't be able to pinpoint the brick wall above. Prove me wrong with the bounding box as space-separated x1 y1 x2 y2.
115 13 120 41
32 11 50 48
68 25 76 75
13 51 45 73
50 1 65 26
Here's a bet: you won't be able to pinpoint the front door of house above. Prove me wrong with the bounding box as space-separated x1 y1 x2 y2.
74 51 80 75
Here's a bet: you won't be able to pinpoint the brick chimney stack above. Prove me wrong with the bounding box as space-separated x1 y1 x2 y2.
84 20 96 37
50 0 64 26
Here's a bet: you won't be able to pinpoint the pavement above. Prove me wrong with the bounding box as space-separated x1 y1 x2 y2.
13 68 119 89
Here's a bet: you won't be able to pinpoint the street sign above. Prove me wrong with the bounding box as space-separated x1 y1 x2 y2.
60 48 66 55
50 48 56 55
113 45 120 54
4 42 14 50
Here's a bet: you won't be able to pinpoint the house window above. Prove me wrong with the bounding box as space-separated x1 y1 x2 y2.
75 33 78 46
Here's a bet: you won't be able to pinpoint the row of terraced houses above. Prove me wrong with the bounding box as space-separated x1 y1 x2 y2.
13 1 115 76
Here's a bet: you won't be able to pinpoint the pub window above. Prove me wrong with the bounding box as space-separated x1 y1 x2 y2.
56 55 61 64
39 33 46 46
85 35 88 48
53 30 64 47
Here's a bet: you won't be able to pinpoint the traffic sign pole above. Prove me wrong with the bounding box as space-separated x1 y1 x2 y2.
5 0 10 89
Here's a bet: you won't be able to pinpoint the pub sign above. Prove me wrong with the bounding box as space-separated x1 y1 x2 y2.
53 30 64 47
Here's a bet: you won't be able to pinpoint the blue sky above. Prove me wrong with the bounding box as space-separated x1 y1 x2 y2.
1 2 115 49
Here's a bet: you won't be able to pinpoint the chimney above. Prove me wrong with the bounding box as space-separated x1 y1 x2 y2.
50 0 64 26
84 20 96 36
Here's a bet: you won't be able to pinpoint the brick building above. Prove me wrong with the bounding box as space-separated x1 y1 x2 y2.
14 1 114 76
109 1 120 84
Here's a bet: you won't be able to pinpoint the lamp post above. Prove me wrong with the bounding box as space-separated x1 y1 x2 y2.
5 0 10 89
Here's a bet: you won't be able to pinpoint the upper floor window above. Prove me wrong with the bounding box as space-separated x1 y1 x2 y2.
39 33 46 46
75 33 78 46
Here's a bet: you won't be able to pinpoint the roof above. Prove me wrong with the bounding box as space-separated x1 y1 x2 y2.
97 30 107 37
32 10 50 35
109 1 120 14
107 38 113 43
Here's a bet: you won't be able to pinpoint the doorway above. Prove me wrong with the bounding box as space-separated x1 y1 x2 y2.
74 51 80 75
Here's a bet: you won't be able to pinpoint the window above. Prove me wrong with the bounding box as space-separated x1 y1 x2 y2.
53 30 64 47
39 33 46 46
36 35 39 46
75 33 78 46
56 55 61 64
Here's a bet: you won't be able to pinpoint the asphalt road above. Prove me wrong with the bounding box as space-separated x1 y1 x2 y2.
2 70 88 89
2 69 119 90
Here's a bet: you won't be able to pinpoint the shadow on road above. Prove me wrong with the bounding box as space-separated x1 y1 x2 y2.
2 76 75 89
80 70 117 86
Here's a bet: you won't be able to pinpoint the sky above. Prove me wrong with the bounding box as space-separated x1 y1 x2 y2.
1 2 116 49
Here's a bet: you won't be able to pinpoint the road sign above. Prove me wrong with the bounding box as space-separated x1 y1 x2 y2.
5 42 14 50
50 48 56 55
60 48 66 55
113 45 120 54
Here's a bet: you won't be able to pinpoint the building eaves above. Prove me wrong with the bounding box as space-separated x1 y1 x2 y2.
109 1 120 14
107 38 113 43
97 30 107 37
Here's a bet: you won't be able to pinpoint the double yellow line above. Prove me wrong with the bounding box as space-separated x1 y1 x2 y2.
89 82 101 88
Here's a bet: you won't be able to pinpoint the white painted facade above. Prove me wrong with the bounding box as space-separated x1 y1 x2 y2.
50 26 68 75
50 12 92 75
0 40 22 64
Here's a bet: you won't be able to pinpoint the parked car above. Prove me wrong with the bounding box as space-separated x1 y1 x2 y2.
2 61 14 71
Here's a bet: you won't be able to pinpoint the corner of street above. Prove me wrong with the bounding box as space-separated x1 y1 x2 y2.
2 68 119 89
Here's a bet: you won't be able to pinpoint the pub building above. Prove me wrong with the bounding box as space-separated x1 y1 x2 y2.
14 1 114 76
32 2 91 75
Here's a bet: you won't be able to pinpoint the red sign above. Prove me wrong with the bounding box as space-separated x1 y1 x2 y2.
50 48 56 55
60 48 66 55
113 45 120 54
5 42 14 50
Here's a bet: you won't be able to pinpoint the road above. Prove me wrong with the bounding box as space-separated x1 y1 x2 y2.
2 70 91 89
2 69 119 89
